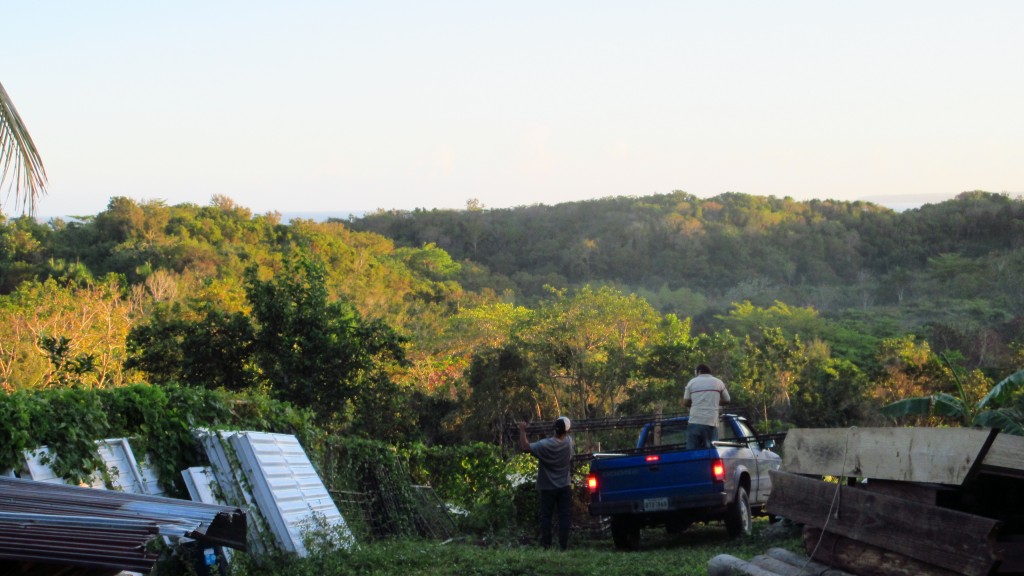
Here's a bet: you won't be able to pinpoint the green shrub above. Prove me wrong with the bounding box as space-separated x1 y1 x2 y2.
0 383 314 493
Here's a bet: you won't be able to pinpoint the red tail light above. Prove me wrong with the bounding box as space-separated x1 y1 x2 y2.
587 474 598 492
645 454 660 463
712 459 725 482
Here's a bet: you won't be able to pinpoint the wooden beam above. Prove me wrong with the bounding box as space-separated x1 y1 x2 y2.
861 479 947 505
803 527 967 576
783 427 997 485
768 470 1000 576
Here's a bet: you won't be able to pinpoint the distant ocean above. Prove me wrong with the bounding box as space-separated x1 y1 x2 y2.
857 193 961 212
35 210 368 223
280 211 365 223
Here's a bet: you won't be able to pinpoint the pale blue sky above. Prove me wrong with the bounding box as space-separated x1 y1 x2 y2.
7 1 1023 218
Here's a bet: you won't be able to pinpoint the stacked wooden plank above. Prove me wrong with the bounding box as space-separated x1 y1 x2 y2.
765 427 1024 576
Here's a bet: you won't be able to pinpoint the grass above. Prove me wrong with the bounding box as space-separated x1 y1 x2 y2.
229 518 804 576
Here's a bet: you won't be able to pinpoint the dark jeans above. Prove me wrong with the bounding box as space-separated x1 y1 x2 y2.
539 485 571 550
687 423 718 449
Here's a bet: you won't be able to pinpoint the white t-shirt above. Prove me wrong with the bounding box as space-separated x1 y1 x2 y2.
684 374 730 427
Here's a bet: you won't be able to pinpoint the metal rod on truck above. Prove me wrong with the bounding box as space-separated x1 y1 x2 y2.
510 412 691 436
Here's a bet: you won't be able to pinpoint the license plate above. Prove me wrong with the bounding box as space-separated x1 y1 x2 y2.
643 497 669 512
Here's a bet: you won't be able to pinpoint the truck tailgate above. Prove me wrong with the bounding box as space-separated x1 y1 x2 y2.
589 448 726 514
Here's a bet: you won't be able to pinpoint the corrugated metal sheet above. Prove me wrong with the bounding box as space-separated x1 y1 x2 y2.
182 466 219 505
21 447 65 484
229 431 352 555
196 430 275 558
194 430 352 557
92 438 165 496
182 466 237 567
0 512 161 572
18 439 166 496
0 476 246 574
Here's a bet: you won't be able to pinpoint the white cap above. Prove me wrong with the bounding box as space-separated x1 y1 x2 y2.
556 416 571 433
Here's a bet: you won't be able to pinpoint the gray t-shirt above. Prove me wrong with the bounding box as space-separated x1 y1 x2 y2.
530 436 574 490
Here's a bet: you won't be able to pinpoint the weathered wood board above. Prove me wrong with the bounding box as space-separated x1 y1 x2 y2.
861 479 947 505
803 527 967 576
767 470 1000 576
981 432 1024 479
782 427 997 484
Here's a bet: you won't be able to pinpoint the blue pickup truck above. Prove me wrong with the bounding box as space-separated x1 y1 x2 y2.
586 414 781 550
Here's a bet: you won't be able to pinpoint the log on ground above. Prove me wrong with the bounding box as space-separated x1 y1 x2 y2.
764 547 856 576
708 554 789 576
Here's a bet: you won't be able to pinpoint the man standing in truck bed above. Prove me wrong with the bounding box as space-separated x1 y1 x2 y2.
684 364 730 449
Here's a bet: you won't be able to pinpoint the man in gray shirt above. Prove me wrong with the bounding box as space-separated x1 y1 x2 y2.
519 416 574 550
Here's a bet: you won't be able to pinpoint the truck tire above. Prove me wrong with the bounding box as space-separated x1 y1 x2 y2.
610 516 641 551
725 486 752 538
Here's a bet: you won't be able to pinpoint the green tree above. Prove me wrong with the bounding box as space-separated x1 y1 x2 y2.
734 327 807 430
870 336 951 415
245 254 410 435
790 352 873 428
463 342 543 446
125 301 256 390
523 285 661 419
628 314 700 414
0 276 138 389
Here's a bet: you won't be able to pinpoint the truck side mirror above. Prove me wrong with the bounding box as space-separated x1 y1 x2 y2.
763 439 776 450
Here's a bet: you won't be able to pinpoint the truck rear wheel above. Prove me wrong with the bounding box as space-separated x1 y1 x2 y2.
725 486 752 538
610 516 641 551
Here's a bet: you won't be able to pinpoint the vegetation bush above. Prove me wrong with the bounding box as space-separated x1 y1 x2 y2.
0 383 313 492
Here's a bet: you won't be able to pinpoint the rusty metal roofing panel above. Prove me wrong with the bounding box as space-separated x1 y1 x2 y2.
0 476 247 574
0 512 161 572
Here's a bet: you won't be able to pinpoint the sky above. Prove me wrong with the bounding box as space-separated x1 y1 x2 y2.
6 1 1023 219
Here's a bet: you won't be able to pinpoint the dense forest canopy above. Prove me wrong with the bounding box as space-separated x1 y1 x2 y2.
1 190 1022 447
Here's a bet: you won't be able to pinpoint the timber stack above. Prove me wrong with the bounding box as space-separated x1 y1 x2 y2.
763 427 1024 576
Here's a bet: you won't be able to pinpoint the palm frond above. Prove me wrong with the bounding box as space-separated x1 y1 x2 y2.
977 368 1024 410
931 393 969 420
881 394 968 422
974 408 1024 436
881 397 933 418
0 80 47 215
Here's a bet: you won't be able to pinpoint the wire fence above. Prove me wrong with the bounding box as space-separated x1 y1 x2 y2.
330 463 458 543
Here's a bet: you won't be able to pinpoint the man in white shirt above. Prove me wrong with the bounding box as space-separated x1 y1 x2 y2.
683 364 730 449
